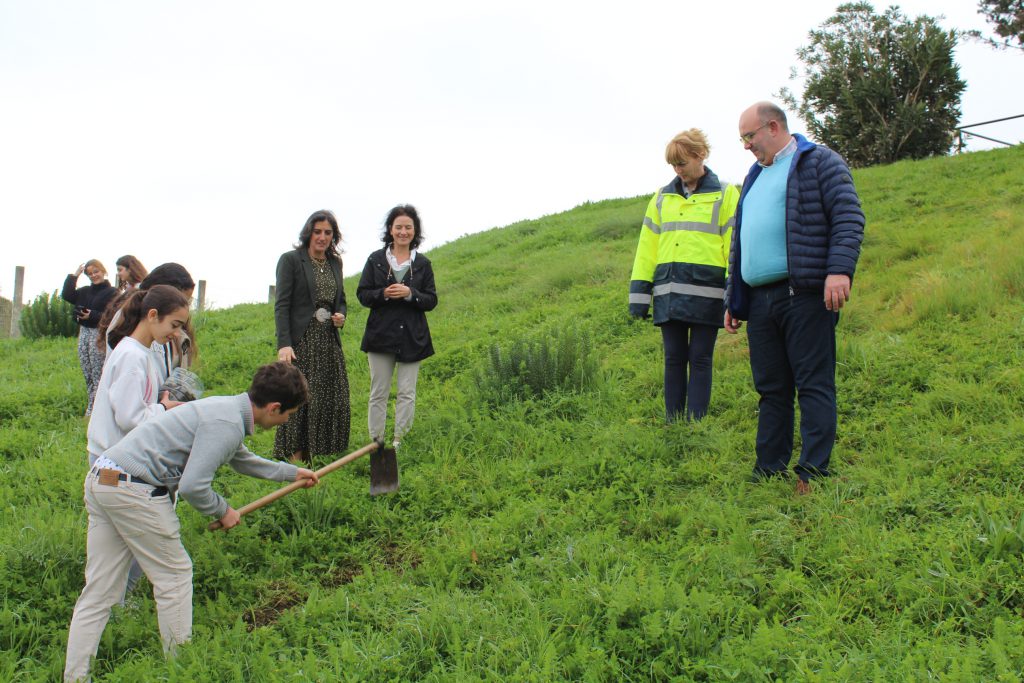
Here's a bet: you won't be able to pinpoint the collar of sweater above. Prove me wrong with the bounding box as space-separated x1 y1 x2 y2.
236 393 255 436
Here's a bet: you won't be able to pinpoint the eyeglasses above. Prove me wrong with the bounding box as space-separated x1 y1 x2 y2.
739 121 772 145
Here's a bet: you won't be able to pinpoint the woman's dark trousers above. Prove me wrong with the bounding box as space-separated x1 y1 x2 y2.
660 320 718 422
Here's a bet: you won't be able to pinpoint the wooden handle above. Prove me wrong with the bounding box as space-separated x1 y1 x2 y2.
208 441 379 530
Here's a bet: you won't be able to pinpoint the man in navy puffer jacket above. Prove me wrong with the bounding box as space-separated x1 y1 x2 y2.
724 101 864 494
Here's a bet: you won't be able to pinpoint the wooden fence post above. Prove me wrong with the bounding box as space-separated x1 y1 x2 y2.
268 285 276 303
196 279 206 312
12 266 24 338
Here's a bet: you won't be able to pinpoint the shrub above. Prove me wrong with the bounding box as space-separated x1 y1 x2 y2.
19 291 77 339
475 325 599 404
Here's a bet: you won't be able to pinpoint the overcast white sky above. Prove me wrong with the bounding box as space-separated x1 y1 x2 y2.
2 1 1022 309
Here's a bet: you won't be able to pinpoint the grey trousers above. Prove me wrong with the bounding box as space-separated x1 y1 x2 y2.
367 352 421 443
64 474 193 682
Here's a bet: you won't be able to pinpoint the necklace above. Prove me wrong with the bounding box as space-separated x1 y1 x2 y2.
310 256 327 273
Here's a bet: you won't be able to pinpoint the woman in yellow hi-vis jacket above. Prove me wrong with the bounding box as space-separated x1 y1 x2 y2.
629 129 738 421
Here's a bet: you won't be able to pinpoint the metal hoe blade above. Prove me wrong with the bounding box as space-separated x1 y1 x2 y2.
370 447 399 496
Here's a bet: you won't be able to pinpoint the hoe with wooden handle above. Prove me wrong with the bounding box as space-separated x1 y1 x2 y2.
208 441 398 531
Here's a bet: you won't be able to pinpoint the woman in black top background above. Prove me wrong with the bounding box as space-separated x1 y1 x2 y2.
62 259 117 415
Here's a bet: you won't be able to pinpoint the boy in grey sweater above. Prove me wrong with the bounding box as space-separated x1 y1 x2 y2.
65 362 319 683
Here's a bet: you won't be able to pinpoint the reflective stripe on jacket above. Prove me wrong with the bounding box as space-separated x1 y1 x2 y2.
629 167 738 326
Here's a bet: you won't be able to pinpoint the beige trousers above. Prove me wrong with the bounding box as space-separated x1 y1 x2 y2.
64 473 193 682
367 352 421 443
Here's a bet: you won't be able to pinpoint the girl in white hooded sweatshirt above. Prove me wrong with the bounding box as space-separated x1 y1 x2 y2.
83 285 192 603
86 285 192 467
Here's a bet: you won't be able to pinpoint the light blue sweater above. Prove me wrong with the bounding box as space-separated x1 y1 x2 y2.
740 152 794 286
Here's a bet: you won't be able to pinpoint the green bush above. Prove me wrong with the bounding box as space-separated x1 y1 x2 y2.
476 325 599 403
19 291 77 339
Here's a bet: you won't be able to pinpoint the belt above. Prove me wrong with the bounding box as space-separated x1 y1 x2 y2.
90 467 171 498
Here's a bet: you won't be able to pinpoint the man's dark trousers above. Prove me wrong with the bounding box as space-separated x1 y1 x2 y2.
747 281 838 481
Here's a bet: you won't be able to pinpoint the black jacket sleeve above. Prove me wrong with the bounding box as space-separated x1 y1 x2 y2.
274 252 296 349
408 259 438 311
61 275 80 304
356 254 388 309
84 286 117 325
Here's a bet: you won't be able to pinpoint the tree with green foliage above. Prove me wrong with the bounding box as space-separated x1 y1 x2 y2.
779 2 966 168
19 290 78 339
974 0 1024 49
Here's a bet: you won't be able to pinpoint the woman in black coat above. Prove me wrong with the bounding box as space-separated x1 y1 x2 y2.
274 209 351 463
62 259 117 415
357 204 437 449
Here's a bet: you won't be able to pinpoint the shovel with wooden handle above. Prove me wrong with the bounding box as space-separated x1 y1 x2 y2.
208 440 398 531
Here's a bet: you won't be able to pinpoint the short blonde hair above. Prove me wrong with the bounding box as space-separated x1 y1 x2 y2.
665 128 710 165
84 259 107 276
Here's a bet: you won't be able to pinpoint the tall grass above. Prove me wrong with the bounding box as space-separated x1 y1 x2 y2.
1 146 1023 680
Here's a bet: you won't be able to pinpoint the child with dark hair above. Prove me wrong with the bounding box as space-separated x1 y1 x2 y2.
248 360 311 411
64 362 317 683
115 255 148 292
99 262 199 379
88 285 192 467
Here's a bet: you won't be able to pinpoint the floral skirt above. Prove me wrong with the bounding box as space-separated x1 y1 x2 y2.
274 319 350 461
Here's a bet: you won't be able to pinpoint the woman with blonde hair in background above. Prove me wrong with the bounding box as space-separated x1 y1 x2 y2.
629 128 739 422
115 255 148 292
62 260 118 415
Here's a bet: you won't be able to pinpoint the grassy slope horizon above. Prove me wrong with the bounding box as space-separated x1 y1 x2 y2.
2 145 1024 681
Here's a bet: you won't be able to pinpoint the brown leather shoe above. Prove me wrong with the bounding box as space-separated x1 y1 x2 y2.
795 479 811 495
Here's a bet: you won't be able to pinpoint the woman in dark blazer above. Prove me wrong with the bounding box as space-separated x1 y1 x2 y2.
357 204 437 449
274 209 350 463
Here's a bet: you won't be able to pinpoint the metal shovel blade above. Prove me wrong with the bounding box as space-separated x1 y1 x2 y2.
370 447 399 496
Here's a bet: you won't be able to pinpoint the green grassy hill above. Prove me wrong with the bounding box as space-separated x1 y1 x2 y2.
2 145 1023 681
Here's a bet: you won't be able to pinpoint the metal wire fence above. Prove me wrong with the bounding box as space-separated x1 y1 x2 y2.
955 114 1023 151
